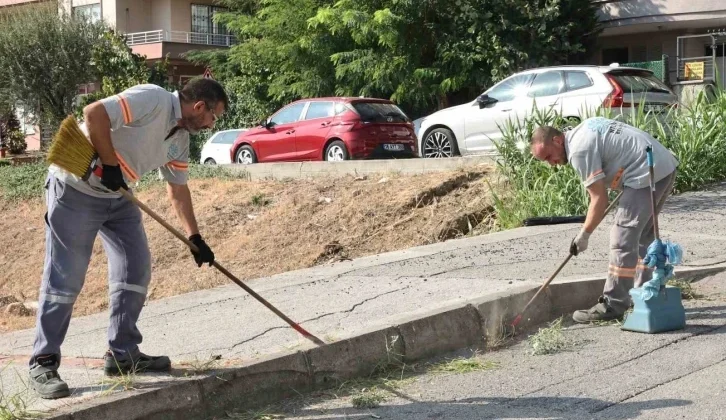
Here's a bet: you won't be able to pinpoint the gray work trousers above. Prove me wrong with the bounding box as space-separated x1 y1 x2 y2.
604 170 677 313
30 173 151 366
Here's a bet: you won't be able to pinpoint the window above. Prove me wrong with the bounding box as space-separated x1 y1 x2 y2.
73 4 101 23
351 102 409 123
565 71 593 92
602 47 628 65
527 71 564 98
486 74 534 102
607 70 671 94
270 103 305 125
334 102 350 115
191 4 228 45
212 130 241 144
304 102 335 120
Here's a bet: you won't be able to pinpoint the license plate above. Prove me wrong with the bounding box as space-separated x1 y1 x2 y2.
644 104 666 113
383 144 405 151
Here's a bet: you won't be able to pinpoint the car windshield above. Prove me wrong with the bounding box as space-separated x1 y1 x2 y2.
351 101 410 123
607 70 672 94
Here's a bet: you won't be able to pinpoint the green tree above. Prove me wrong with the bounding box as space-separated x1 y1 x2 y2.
0 109 27 155
0 4 106 128
308 0 602 113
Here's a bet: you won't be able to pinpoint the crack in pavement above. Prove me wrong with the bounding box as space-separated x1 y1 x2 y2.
229 285 411 351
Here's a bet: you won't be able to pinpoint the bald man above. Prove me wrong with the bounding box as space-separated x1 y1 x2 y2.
530 117 678 323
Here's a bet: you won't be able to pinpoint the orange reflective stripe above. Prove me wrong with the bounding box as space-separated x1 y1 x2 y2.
610 167 624 190
166 161 188 171
118 95 132 124
115 152 139 182
587 169 604 182
609 265 636 278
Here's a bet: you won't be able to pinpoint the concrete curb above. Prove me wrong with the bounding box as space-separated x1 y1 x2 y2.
45 264 726 420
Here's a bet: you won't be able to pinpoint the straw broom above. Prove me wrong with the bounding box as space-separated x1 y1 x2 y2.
47 115 326 347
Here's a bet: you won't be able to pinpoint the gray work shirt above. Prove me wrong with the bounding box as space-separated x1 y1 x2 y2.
564 117 678 190
49 84 190 198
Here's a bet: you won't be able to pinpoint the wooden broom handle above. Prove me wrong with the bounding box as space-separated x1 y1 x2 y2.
118 188 326 346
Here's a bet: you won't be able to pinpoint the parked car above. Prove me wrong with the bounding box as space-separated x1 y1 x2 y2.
229 97 417 164
413 64 679 158
200 129 247 165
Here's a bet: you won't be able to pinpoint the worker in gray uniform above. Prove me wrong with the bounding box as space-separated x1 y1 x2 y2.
29 78 228 399
530 116 678 323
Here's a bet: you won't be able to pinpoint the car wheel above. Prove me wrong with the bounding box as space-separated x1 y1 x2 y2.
235 145 257 165
204 158 216 165
422 128 457 158
325 140 348 162
562 117 581 131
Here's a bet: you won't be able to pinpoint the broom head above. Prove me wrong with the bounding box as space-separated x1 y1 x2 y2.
47 115 97 179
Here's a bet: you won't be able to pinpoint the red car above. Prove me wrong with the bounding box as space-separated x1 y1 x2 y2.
229 97 418 164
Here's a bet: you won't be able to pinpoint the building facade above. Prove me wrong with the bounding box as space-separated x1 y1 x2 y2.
595 0 726 88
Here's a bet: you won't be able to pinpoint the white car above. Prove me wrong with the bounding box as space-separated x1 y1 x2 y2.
413 64 679 158
200 129 247 165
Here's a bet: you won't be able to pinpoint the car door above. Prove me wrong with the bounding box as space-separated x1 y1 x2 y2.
255 102 306 162
464 73 534 152
212 130 242 164
524 70 566 116
294 101 336 160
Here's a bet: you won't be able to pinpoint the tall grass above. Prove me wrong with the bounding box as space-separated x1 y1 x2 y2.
490 86 726 230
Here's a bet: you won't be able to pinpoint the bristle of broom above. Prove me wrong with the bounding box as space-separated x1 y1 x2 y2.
46 115 97 178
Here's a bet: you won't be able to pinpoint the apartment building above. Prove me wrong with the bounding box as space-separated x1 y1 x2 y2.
595 0 726 89
61 0 234 88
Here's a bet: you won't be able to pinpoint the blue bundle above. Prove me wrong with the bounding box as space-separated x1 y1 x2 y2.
640 238 684 300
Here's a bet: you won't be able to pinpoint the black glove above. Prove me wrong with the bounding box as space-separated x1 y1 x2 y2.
101 164 129 192
189 234 215 267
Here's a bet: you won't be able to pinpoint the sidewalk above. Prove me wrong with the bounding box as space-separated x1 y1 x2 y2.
271 273 726 420
2 182 726 418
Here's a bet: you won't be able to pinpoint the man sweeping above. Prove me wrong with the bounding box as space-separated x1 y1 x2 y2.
530 116 678 324
29 78 228 399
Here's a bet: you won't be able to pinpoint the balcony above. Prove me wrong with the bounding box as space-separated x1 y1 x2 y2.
126 30 237 47
125 30 236 60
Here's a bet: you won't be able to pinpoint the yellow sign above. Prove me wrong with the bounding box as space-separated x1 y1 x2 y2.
684 61 705 80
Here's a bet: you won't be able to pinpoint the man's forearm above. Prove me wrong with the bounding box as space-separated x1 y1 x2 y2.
167 183 200 237
583 192 609 233
84 103 118 166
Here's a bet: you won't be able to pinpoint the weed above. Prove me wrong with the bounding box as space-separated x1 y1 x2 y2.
0 162 47 201
101 356 138 394
250 193 270 207
428 356 500 374
0 365 41 420
135 163 249 191
351 388 387 408
225 408 285 419
528 316 572 356
667 279 701 300
180 354 222 375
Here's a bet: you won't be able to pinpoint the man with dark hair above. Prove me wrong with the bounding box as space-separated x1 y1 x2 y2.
28 78 228 399
530 117 678 324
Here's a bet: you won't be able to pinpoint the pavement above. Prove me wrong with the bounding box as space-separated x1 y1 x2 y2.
2 181 726 419
269 274 726 420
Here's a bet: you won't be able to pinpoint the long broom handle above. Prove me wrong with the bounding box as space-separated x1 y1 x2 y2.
646 146 659 241
511 190 624 327
118 188 326 347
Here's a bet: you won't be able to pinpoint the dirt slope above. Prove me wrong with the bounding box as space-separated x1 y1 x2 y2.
0 166 495 332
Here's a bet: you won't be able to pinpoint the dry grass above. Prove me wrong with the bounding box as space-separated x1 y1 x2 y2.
0 166 495 332
527 317 572 356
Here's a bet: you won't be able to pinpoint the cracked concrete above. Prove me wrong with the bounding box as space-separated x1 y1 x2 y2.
273 276 726 419
3 183 726 418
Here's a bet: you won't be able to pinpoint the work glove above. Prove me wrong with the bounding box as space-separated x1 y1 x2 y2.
570 229 591 256
101 164 129 192
189 234 215 267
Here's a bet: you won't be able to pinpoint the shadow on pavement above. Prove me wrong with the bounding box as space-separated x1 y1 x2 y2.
278 395 691 419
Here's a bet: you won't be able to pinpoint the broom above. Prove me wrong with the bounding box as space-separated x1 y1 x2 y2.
47 115 326 347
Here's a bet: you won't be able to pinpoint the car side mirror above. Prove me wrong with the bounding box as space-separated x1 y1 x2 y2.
260 119 271 129
477 94 497 109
